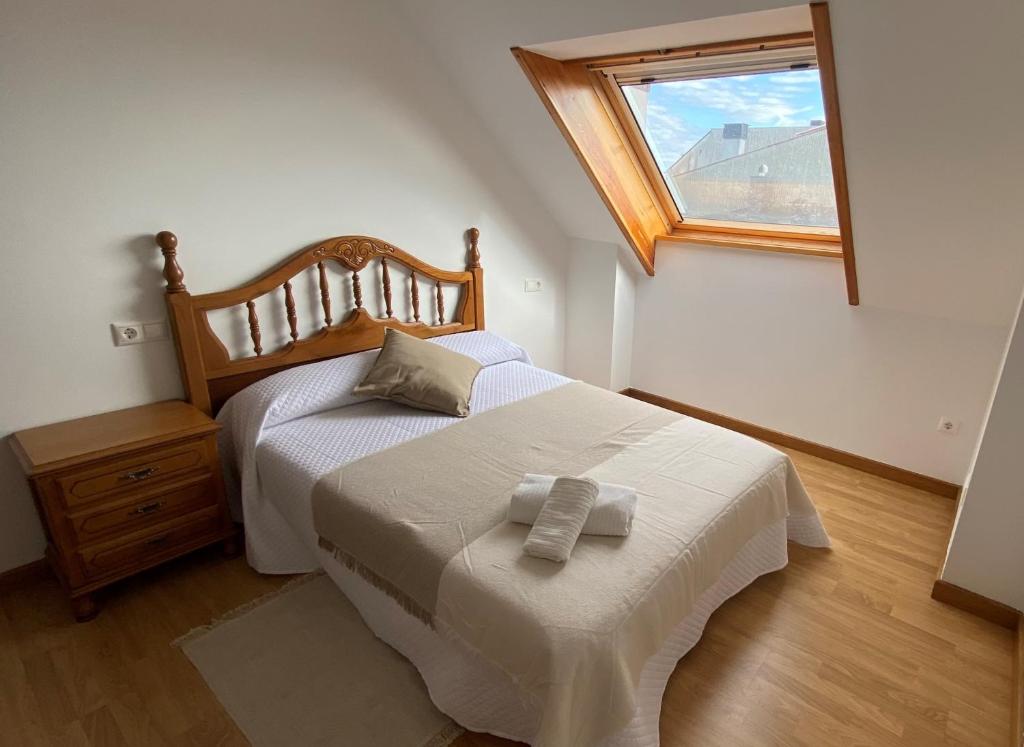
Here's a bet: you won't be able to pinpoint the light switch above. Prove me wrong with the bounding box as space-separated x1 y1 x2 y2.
142 321 169 341
524 279 543 293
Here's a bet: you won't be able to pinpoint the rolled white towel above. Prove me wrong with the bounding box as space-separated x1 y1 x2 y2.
522 477 598 563
509 474 637 537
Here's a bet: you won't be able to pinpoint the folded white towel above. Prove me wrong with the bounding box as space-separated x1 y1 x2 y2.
509 474 637 537
523 476 599 563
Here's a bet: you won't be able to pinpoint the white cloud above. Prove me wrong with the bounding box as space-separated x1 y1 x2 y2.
660 77 815 126
642 103 702 168
630 70 825 170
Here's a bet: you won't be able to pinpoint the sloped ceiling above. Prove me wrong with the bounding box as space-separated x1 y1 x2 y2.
392 0 810 253
393 0 1024 326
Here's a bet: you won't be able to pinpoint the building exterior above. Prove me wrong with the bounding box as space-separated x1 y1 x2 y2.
665 123 838 227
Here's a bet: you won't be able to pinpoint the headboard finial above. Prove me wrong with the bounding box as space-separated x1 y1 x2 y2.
156 230 186 293
467 227 481 270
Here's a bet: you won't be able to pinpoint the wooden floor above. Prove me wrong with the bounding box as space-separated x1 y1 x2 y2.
0 446 1014 746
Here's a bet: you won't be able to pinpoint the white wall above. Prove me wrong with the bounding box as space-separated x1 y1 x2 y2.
564 239 637 390
631 248 1008 482
610 254 637 392
565 239 616 388
0 0 569 572
631 0 1024 482
941 289 1024 610
398 0 1024 484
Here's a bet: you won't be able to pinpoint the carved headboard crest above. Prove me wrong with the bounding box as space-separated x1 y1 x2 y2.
311 238 396 270
156 229 484 414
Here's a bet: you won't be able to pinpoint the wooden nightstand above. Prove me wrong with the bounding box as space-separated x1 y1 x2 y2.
10 400 238 621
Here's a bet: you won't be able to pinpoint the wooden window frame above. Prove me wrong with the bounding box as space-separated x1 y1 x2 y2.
514 1 859 304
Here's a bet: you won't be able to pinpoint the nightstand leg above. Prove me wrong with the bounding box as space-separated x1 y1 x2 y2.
71 593 100 622
222 533 241 558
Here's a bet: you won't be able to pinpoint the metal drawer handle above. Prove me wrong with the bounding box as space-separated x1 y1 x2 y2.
122 466 158 482
131 501 165 516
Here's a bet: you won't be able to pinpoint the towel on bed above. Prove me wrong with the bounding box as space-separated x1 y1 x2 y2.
508 473 637 536
522 476 599 562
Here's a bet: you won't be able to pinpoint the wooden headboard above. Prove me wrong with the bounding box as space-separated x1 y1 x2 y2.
156 228 484 414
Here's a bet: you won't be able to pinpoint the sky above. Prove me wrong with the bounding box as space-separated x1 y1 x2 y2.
624 68 827 170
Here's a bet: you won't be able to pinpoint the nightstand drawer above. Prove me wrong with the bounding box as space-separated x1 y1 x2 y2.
77 507 224 580
56 440 211 508
69 475 219 545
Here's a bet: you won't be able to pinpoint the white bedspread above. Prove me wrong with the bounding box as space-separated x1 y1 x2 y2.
217 330 830 746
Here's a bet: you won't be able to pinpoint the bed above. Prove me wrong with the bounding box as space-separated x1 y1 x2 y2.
155 228 829 746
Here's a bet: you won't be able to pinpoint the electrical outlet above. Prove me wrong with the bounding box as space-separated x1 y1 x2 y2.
112 323 144 346
111 320 169 347
937 416 961 435
524 278 543 293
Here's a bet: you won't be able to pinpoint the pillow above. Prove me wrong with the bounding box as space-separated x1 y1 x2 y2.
430 330 532 368
353 328 482 416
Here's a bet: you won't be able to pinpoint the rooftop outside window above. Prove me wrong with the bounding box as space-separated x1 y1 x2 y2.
621 68 838 229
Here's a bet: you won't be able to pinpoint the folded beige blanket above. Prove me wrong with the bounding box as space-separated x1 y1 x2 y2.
522 476 598 562
509 473 637 536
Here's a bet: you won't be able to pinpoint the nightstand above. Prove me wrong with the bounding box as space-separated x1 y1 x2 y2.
10 400 238 621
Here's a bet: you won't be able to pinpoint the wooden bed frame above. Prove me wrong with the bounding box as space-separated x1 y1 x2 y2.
156 228 484 414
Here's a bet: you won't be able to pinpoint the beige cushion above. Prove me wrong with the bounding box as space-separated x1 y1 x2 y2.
353 328 482 417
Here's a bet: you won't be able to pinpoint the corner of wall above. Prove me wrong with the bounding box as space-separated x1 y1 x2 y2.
563 238 637 390
610 252 638 391
940 283 1024 611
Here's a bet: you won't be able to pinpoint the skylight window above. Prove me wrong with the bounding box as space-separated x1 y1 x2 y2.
621 69 837 228
513 5 859 303
598 45 840 233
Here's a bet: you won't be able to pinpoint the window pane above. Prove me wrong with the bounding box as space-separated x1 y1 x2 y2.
622 69 838 228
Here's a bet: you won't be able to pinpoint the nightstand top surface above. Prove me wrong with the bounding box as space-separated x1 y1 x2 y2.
10 400 218 475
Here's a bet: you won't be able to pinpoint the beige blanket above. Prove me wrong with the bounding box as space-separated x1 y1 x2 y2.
313 382 827 746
